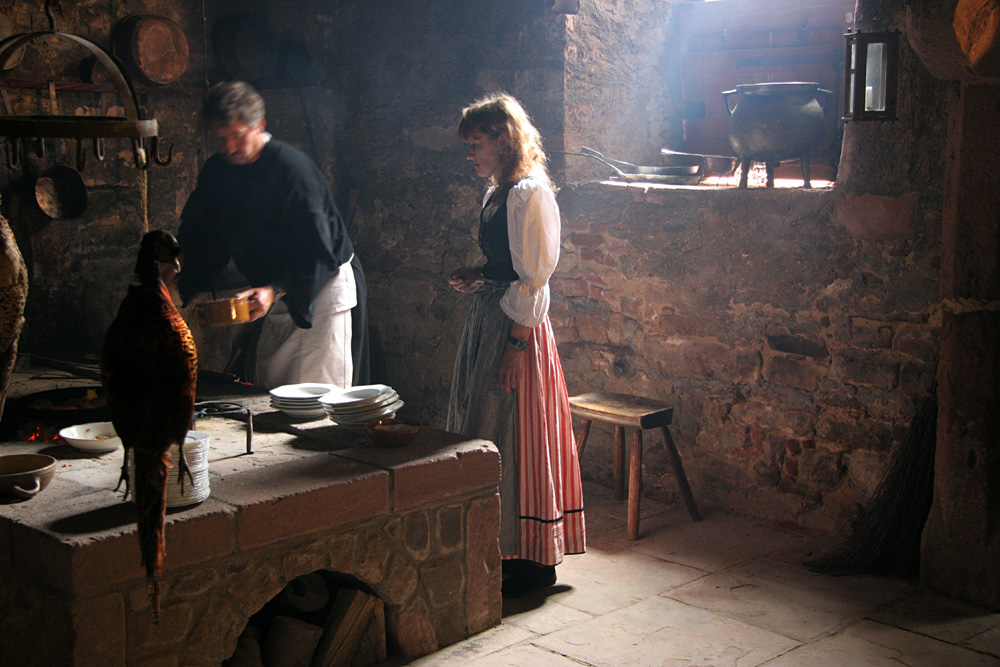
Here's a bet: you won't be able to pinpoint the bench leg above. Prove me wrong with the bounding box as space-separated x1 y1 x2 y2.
575 419 592 457
659 426 701 522
613 426 626 501
628 429 643 540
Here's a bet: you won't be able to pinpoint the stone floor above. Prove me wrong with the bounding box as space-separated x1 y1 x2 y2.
388 482 1000 667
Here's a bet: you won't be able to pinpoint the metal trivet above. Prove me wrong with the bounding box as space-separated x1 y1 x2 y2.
192 401 253 454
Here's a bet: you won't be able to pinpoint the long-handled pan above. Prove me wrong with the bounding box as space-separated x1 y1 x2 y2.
554 147 704 184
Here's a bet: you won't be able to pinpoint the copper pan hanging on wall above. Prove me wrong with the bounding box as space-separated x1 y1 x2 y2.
34 164 87 219
112 14 190 86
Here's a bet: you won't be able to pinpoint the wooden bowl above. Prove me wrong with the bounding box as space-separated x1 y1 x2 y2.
365 418 421 448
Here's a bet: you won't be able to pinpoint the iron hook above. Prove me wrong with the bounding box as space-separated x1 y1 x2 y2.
6 138 18 168
150 136 173 166
75 138 86 172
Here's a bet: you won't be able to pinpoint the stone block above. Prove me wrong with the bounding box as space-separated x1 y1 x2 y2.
465 494 502 636
645 336 740 383
730 397 816 437
569 232 606 248
832 192 918 241
762 351 826 391
764 330 829 359
430 602 469 649
655 313 720 337
403 511 431 560
72 593 127 667
335 431 499 512
551 277 589 298
815 381 863 410
850 317 895 349
6 494 145 595
816 409 899 453
893 321 940 361
387 596 438 657
575 312 612 343
436 505 464 553
830 348 900 391
421 557 465 608
900 359 936 395
381 550 420 606
211 456 389 549
796 447 846 490
129 599 196 663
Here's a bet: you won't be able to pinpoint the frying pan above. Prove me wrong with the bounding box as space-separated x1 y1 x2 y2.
556 147 704 184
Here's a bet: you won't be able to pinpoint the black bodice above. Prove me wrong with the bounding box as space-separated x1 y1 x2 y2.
478 195 519 282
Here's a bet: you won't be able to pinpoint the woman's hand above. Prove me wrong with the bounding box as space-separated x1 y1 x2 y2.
498 345 524 393
236 285 279 322
449 266 483 292
498 323 531 393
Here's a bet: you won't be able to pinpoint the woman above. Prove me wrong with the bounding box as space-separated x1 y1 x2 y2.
447 92 585 598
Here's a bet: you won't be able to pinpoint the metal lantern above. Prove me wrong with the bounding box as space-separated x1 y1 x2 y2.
843 30 900 121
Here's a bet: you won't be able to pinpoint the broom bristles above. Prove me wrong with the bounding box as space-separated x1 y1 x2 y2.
805 383 937 577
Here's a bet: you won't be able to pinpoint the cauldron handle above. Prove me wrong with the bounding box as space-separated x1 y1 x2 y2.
722 89 738 117
816 88 834 110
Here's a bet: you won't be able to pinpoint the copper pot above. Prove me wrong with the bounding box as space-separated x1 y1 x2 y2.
35 165 87 219
112 14 190 86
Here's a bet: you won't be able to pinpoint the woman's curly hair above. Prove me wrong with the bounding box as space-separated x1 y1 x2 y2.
458 92 554 192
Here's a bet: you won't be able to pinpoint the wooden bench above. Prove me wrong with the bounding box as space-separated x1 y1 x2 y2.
569 391 701 540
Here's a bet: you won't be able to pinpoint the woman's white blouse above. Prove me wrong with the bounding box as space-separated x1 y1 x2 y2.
482 177 561 328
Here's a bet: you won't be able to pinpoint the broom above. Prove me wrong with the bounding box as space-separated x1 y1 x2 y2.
805 380 937 577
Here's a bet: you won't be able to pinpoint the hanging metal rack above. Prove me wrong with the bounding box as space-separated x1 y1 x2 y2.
0 29 172 171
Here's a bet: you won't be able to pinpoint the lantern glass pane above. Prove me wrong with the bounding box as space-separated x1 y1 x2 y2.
864 42 887 112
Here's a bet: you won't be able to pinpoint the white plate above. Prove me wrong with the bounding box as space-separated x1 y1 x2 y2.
323 391 398 415
271 398 323 408
329 399 404 425
279 407 327 420
270 383 340 400
321 384 393 408
59 422 123 453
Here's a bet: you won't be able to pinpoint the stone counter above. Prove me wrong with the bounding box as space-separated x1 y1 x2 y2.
0 405 502 666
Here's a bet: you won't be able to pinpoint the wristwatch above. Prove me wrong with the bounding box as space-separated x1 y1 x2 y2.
507 335 529 352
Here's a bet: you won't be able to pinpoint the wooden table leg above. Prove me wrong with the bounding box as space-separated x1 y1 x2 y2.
628 429 643 540
660 426 701 521
575 419 591 457
613 426 625 501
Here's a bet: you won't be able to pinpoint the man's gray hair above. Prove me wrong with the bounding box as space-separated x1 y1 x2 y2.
203 81 265 127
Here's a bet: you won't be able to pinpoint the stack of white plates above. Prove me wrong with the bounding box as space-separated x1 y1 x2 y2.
128 431 211 508
320 384 404 426
269 383 339 420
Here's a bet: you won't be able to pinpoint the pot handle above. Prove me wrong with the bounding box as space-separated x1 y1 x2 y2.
722 89 739 117
11 478 41 500
816 88 834 110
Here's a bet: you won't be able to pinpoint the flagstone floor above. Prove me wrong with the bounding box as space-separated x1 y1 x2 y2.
390 482 1000 666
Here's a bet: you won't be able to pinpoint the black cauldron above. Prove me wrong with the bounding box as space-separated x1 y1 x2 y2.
723 82 832 188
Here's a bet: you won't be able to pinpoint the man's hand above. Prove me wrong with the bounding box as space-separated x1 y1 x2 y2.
449 266 483 292
237 285 279 321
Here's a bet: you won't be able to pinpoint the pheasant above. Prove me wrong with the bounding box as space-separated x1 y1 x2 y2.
0 202 27 423
101 230 198 623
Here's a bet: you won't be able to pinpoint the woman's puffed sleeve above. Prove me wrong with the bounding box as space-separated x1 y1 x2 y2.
501 179 560 327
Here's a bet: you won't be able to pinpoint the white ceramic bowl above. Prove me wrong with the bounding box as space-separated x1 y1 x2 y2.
59 421 123 453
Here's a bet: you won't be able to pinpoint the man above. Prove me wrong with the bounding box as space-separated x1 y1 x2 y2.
177 81 369 389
